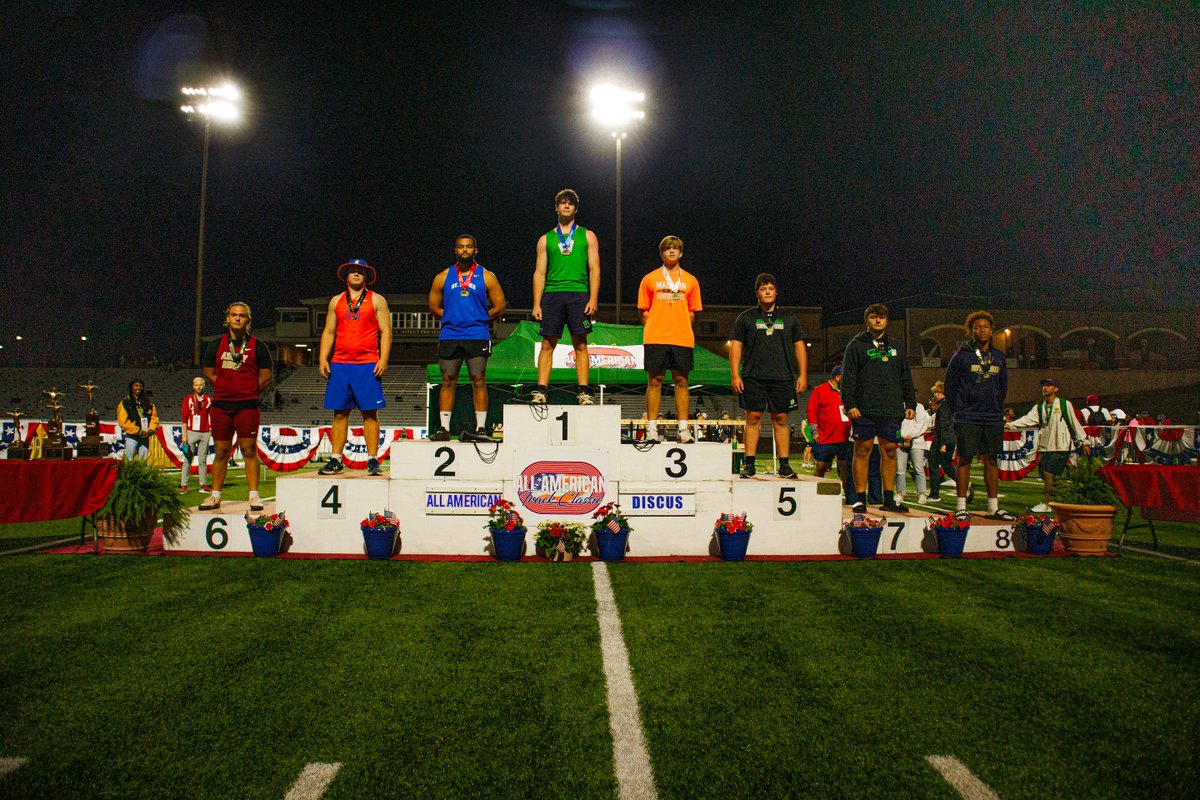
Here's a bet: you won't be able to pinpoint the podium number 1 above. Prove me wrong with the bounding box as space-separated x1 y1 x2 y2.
556 411 569 441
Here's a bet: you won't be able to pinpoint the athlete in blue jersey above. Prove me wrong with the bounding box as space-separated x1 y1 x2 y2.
429 235 507 441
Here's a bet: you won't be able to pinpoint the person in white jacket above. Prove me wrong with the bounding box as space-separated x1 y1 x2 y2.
895 401 932 503
1006 377 1091 512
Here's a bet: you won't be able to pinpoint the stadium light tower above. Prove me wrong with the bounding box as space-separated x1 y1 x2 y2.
80 335 88 366
590 84 645 326
15 335 22 365
180 83 242 366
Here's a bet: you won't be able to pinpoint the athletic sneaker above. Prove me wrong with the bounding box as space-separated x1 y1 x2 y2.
777 463 798 479
954 509 971 521
530 388 548 404
577 392 595 406
880 501 910 513
895 491 905 503
429 428 451 442
198 497 220 511
740 463 756 479
367 458 383 476
1030 502 1051 513
249 500 264 512
178 486 189 494
317 458 344 475
917 493 928 504
852 502 867 514
677 428 694 444
460 428 495 443
200 485 212 493
986 509 1016 522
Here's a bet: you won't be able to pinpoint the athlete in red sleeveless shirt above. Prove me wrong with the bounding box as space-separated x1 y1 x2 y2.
198 301 274 511
317 259 392 476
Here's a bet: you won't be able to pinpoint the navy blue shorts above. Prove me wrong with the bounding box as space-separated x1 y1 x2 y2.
540 292 592 338
324 363 386 411
851 416 902 444
811 441 852 463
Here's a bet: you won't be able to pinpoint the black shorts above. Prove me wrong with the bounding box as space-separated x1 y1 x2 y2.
437 339 492 361
540 292 592 338
811 441 852 463
1038 451 1070 477
954 423 1004 461
851 416 903 444
738 378 796 414
644 344 694 374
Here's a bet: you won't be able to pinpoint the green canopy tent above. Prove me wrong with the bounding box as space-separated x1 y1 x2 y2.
424 321 733 429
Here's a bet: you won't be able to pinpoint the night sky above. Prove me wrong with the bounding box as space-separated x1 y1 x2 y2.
3 1 1197 366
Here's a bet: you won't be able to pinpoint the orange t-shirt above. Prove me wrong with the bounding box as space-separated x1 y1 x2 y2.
638 266 702 347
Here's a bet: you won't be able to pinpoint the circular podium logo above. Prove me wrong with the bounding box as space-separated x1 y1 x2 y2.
517 461 606 515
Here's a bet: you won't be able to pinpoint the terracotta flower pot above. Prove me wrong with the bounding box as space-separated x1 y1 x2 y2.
1048 502 1118 555
98 512 156 553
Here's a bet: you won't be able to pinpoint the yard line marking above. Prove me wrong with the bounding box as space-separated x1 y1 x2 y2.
0 757 28 777
925 755 1000 800
592 562 658 800
284 762 341 800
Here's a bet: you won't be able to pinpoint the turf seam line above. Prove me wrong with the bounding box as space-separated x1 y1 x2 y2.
0 757 28 778
925 755 1000 800
1119 544 1200 565
0 537 77 556
284 762 341 800
592 562 658 800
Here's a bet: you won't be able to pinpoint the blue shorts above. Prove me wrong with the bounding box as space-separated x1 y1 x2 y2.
324 363 386 411
851 415 902 444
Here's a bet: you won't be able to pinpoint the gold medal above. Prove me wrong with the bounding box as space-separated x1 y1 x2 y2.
460 289 470 297
882 356 889 362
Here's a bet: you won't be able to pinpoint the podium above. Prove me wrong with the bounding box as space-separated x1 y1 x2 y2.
168 404 1017 558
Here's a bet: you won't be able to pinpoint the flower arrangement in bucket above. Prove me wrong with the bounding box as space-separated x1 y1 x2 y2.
844 512 885 559
484 499 526 562
1016 512 1059 556
360 510 399 560
713 513 753 561
591 502 631 562
245 510 289 558
929 513 969 558
534 521 587 561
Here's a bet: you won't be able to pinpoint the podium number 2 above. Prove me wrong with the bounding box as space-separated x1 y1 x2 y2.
434 446 456 476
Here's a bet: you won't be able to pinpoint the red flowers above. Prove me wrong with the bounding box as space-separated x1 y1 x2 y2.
714 513 753 535
930 513 969 530
485 499 525 533
246 510 288 529
361 510 399 531
590 502 631 536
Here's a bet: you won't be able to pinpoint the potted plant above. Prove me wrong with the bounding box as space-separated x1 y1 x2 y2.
713 513 753 561
534 521 587 561
591 502 631 562
245 511 290 558
484 499 526 562
928 513 970 558
361 510 399 560
844 512 885 559
1049 456 1122 555
97 458 188 553
1015 512 1059 556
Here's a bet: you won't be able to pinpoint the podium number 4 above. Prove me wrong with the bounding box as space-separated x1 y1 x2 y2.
321 485 342 514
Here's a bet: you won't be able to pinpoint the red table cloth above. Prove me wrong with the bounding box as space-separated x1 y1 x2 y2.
0 459 118 524
1099 465 1200 512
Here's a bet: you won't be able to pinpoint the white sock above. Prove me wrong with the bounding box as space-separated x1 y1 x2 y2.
956 497 967 511
440 412 451 429
988 497 998 513
331 453 342 463
648 423 658 438
475 411 487 430
211 490 221 501
249 491 261 502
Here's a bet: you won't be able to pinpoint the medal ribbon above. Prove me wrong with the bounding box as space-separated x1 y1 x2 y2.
456 263 478 293
345 289 367 320
228 334 247 365
555 222 577 253
661 266 683 294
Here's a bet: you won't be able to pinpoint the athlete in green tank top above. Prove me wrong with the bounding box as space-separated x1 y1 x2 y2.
544 226 590 292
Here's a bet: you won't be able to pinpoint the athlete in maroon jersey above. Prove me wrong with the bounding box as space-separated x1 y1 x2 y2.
198 302 273 511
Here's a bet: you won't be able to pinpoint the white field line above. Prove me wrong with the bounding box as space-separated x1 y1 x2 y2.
0 537 78 556
925 755 1000 800
284 762 342 800
592 562 657 800
1120 544 1200 565
0 757 28 777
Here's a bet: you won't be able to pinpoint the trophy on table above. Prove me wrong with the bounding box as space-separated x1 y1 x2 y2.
76 379 109 458
41 387 73 460
2 407 30 461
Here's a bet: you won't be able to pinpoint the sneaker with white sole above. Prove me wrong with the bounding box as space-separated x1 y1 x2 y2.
986 509 1016 522
954 509 971 521
777 463 798 479
317 458 344 475
530 388 548 404
677 428 693 443
577 392 595 405
367 458 383 476
1030 502 1051 513
895 491 905 503
428 428 451 442
917 493 928 504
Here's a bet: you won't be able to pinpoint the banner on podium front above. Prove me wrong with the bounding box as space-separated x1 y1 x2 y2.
619 490 696 516
425 485 504 515
515 452 610 516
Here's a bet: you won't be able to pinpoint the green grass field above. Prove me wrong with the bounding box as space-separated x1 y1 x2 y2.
1 462 1197 798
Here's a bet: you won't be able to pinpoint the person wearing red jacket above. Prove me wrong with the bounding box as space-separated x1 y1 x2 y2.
806 365 856 505
179 376 212 493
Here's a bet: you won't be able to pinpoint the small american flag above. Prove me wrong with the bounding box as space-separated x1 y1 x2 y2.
1041 518 1057 537
607 518 622 534
507 511 519 523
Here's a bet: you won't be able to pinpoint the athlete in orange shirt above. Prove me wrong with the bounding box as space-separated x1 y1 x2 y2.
637 236 702 443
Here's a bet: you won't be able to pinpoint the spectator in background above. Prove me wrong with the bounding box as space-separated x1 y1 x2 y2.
1006 377 1089 511
895 399 932 504
117 378 158 461
928 382 957 502
807 365 855 505
179 376 212 493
